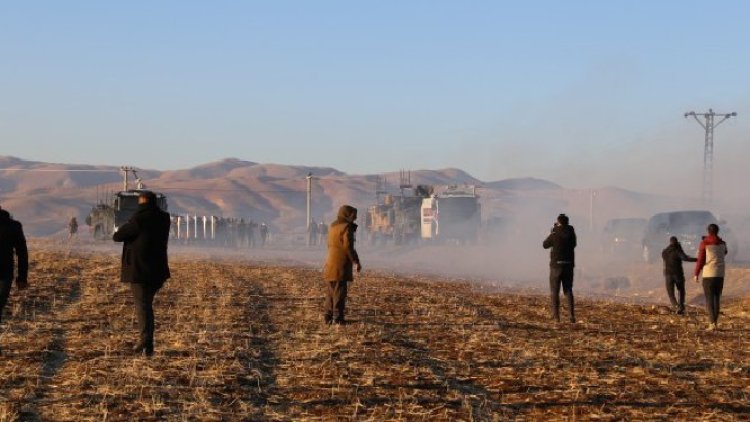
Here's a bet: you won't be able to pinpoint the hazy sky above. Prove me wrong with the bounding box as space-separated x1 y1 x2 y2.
1 1 748 196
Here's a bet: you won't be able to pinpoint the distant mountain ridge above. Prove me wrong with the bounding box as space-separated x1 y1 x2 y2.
0 156 690 236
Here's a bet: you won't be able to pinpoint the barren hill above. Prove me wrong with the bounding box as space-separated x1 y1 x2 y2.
0 156 704 237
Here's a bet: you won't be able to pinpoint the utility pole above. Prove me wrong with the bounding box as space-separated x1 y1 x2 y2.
120 166 137 191
684 109 737 204
306 172 313 233
399 169 412 197
589 189 597 232
375 175 387 202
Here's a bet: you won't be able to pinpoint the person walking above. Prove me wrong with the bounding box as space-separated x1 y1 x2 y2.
68 216 79 240
259 223 268 247
113 191 171 356
694 223 728 331
322 205 362 325
0 207 28 352
543 213 577 323
318 220 327 246
661 236 696 315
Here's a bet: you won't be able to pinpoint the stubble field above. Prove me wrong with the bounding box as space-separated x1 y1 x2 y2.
1 242 749 421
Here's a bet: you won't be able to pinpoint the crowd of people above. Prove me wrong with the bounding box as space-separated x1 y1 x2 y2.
0 201 734 357
209 218 269 248
307 219 329 247
168 216 269 248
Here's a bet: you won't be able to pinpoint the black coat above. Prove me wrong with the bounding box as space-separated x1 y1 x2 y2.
661 243 696 277
113 204 171 284
543 224 577 267
0 211 28 282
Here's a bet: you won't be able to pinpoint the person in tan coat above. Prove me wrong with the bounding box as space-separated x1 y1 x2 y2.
323 205 362 325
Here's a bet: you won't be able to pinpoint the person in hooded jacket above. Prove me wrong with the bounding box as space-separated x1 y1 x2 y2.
661 236 697 315
113 191 171 356
694 223 728 331
323 205 362 325
543 213 577 323
0 208 28 341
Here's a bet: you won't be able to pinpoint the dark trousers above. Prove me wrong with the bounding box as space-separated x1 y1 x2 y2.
0 279 12 324
130 283 162 349
665 274 686 311
549 265 575 322
324 280 348 322
702 277 724 324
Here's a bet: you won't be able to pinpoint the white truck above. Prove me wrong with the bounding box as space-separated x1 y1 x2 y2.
421 185 481 243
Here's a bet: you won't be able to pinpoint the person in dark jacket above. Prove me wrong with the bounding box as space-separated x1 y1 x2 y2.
661 236 696 315
68 216 79 240
0 208 28 334
543 214 577 323
113 191 171 356
323 205 362 325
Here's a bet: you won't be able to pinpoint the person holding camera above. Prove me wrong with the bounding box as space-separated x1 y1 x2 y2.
543 213 577 323
113 191 171 356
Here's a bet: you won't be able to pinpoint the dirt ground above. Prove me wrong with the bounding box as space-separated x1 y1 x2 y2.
1 241 749 421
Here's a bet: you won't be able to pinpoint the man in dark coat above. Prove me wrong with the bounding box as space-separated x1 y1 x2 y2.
113 191 171 356
0 208 28 335
661 236 696 315
323 205 362 325
543 213 577 323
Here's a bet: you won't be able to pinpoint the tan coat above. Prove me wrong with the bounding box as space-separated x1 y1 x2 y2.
323 205 361 282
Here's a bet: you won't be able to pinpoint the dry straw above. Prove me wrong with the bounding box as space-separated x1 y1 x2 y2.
0 241 748 420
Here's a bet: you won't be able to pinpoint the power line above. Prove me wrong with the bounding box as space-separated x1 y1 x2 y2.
150 186 312 194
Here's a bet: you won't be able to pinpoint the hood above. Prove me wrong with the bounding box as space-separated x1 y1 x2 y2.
0 209 10 224
336 205 358 223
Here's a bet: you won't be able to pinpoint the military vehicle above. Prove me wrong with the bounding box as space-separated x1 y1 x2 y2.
365 194 426 245
421 185 481 243
85 167 168 239
364 172 431 245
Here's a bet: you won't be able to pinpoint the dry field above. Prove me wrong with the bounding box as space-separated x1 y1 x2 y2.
1 243 749 421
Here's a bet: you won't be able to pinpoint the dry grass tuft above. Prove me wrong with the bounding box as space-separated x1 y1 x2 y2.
1 242 749 420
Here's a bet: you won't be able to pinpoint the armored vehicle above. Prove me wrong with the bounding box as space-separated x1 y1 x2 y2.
365 191 426 245
86 167 168 239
